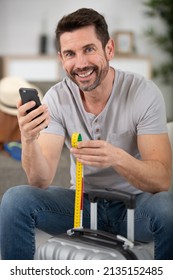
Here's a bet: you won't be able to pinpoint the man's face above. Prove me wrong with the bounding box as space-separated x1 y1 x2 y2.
59 26 114 92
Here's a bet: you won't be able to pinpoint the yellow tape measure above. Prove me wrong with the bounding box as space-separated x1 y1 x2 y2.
71 133 83 228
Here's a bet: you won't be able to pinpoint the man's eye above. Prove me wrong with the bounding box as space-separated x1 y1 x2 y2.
85 47 94 53
64 52 74 58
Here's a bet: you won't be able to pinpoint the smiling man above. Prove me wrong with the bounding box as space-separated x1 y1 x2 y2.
59 25 112 93
0 8 173 260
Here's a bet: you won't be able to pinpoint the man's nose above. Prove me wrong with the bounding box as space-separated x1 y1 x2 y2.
75 53 88 68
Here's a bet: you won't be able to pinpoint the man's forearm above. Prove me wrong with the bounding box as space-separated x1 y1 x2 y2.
21 138 51 188
114 149 171 193
72 138 172 193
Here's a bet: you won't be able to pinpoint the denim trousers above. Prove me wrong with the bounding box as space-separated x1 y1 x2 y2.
1 185 173 260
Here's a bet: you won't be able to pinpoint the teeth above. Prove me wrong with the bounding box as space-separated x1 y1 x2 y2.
78 70 93 77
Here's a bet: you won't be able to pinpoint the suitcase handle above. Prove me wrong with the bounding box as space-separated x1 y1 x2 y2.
87 188 136 209
67 228 133 249
68 228 117 241
87 188 135 242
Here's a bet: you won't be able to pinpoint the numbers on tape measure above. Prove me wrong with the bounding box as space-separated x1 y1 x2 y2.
71 133 83 228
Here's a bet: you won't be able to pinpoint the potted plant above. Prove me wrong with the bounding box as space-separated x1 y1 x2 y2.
143 0 173 85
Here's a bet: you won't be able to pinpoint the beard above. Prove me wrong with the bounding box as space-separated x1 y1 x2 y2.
68 61 109 92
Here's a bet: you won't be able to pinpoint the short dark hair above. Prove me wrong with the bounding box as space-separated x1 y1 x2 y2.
55 8 110 52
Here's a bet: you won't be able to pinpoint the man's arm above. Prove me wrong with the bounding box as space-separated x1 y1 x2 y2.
22 133 65 188
114 133 172 192
71 134 172 193
17 99 65 188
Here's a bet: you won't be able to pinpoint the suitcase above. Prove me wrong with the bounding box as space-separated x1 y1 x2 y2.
35 189 153 260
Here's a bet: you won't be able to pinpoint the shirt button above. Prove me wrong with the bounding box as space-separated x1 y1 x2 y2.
96 128 100 133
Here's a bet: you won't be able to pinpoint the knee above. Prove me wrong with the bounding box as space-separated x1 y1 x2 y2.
1 185 35 215
151 191 173 224
154 191 173 209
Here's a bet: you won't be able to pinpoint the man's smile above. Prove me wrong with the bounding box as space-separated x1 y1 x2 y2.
72 67 96 79
76 69 94 78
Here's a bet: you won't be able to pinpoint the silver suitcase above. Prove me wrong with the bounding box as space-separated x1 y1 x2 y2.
35 189 153 260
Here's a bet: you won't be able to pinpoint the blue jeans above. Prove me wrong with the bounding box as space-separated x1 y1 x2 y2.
0 185 173 259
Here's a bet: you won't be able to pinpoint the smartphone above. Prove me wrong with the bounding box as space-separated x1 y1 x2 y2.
19 87 42 114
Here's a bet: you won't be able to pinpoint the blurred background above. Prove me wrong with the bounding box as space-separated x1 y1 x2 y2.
0 0 173 198
0 0 172 120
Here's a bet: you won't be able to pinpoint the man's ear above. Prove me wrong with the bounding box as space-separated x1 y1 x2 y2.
106 39 115 60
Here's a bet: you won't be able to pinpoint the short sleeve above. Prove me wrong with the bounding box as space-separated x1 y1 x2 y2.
134 80 167 135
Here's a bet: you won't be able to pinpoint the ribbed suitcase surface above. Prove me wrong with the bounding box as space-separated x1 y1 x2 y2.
35 229 152 260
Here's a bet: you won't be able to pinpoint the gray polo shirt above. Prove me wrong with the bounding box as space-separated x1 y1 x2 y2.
42 69 167 194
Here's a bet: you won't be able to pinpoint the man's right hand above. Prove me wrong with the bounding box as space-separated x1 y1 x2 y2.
17 99 50 142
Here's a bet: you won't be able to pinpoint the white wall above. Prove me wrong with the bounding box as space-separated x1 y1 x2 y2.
0 0 158 56
0 0 172 119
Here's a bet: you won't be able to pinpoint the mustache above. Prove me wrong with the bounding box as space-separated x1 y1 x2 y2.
71 66 97 76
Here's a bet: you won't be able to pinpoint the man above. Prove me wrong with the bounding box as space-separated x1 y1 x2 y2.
0 8 173 260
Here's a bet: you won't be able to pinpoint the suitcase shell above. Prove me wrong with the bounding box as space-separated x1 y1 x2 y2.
35 189 153 260
35 229 152 260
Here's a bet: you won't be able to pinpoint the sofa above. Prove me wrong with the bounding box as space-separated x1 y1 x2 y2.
167 121 173 192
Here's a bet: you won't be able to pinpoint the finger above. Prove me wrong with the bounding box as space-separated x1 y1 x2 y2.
29 110 49 129
20 104 47 122
18 106 49 132
16 98 22 108
26 104 46 120
77 156 108 167
77 140 104 148
18 101 36 116
71 147 101 156
20 112 49 139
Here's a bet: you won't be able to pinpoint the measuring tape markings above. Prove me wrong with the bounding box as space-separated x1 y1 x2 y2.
71 133 84 228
